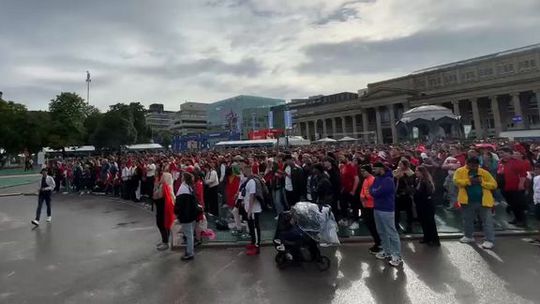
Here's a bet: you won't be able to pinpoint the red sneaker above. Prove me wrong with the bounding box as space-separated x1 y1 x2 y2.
246 246 260 256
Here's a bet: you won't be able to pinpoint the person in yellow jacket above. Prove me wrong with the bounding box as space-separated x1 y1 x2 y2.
453 157 497 249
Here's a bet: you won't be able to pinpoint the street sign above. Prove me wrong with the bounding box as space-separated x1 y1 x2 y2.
268 111 273 129
512 115 523 123
464 124 472 138
412 127 419 139
284 110 292 129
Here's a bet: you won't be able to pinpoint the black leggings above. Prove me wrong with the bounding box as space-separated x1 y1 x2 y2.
154 198 169 243
395 195 414 230
362 207 381 246
247 213 261 247
416 200 439 243
503 190 527 222
206 186 219 216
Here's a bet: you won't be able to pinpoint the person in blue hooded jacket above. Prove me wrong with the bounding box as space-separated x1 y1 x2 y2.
370 162 403 267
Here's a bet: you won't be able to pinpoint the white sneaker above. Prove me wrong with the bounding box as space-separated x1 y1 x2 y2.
481 241 494 249
349 222 360 230
459 236 475 243
46 217 52 223
31 220 39 226
389 256 403 267
375 251 390 260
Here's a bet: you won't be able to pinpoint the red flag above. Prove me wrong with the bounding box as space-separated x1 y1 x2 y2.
163 183 176 230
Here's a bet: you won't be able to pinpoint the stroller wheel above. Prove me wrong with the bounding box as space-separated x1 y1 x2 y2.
316 256 330 271
275 253 288 269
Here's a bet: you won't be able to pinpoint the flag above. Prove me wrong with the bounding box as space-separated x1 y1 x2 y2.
86 71 91 82
163 183 176 229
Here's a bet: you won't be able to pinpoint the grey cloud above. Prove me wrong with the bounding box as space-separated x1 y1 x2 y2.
140 57 264 79
314 1 373 25
204 0 281 17
298 25 540 75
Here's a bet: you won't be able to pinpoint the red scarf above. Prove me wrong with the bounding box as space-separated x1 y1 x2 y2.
163 183 176 230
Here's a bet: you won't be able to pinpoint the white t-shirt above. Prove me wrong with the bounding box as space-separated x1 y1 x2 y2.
243 178 262 213
533 175 540 205
176 183 192 196
285 166 293 191
146 163 156 177
205 169 219 188
122 167 133 181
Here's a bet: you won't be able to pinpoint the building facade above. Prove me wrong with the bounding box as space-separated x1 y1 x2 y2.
207 95 284 137
145 103 177 133
170 102 208 136
295 44 540 143
241 106 276 138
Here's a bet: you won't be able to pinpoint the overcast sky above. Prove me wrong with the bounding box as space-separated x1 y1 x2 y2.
1 0 540 111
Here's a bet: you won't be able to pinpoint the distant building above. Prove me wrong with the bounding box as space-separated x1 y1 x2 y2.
293 44 540 143
241 106 278 138
207 95 285 137
170 102 208 136
269 103 288 130
145 103 177 133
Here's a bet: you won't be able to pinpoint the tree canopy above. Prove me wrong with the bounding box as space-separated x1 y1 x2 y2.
0 93 154 155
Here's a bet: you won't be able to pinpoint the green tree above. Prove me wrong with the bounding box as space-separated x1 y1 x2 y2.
0 97 28 154
155 130 172 148
48 92 91 149
21 111 52 153
90 103 138 150
83 110 102 143
122 102 150 143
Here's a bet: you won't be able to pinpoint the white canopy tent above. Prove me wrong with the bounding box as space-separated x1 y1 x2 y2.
124 143 164 151
316 137 337 143
43 146 96 153
338 136 357 142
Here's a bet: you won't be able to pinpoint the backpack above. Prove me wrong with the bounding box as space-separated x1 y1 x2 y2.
242 176 272 208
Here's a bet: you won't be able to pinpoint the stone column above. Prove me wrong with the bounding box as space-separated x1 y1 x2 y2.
332 117 337 138
388 105 397 143
305 121 311 141
322 119 328 138
452 100 460 116
511 92 525 129
352 115 358 138
340 116 347 137
535 89 540 123
362 110 369 142
490 95 502 136
375 107 383 144
471 98 483 138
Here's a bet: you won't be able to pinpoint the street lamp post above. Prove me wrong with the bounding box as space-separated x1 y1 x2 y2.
86 71 91 104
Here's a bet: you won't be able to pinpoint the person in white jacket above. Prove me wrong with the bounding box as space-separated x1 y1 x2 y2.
533 163 540 220
32 168 56 226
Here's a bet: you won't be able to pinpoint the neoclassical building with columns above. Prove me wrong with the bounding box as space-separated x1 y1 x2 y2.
292 43 540 143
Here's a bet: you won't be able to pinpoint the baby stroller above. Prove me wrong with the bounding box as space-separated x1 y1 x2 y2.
273 202 339 271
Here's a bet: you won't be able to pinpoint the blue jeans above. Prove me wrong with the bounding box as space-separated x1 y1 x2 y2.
182 221 195 257
462 202 495 243
36 191 52 221
273 189 285 215
374 210 401 258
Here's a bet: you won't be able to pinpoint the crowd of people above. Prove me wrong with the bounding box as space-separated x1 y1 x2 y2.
41 140 540 266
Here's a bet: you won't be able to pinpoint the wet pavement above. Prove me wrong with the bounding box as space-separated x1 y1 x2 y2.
1 187 540 304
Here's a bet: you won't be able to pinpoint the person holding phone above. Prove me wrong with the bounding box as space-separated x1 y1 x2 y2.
453 157 497 249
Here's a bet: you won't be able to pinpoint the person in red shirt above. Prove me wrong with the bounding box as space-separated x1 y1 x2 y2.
499 147 528 226
224 167 240 208
339 154 360 227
